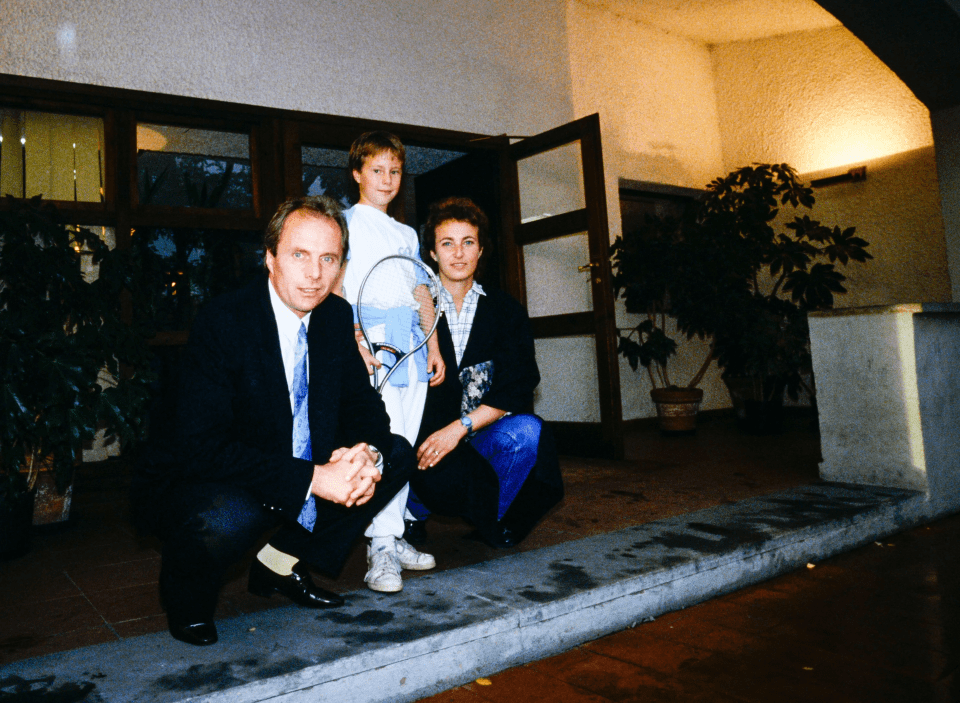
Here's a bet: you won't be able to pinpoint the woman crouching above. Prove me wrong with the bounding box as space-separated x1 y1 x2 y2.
409 196 563 548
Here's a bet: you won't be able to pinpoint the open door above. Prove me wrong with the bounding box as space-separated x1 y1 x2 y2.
500 114 623 459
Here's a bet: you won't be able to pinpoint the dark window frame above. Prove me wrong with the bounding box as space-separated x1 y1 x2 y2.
0 72 502 336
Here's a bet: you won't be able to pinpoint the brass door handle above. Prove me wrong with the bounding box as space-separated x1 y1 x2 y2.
577 262 599 272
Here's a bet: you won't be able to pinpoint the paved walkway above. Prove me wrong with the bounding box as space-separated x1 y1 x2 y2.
419 513 960 703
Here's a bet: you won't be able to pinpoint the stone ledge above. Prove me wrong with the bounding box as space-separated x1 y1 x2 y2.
0 482 927 703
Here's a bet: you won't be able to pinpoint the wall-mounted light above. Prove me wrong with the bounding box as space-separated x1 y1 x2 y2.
811 166 867 188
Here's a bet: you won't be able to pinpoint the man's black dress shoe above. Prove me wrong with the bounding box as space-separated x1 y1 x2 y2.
167 617 218 646
403 518 428 546
248 559 344 608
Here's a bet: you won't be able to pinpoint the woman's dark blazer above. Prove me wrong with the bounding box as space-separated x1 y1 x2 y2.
417 288 539 442
413 287 562 540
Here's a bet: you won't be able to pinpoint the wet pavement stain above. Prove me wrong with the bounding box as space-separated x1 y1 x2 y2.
517 561 599 603
151 663 246 693
0 675 100 703
413 598 453 614
330 614 485 647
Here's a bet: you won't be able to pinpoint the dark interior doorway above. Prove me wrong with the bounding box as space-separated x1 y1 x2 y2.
413 148 503 291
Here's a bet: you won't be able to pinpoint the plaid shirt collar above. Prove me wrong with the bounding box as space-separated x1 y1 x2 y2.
438 281 485 366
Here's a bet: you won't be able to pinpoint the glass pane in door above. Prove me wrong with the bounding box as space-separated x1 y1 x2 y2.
132 226 263 331
522 231 592 317
516 140 585 222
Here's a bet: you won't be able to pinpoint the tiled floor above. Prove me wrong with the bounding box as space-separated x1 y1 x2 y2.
418 514 960 702
0 413 823 667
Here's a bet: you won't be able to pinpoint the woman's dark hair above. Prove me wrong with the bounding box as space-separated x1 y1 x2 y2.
420 196 489 275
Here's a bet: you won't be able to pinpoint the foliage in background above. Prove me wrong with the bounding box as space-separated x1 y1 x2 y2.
612 163 871 399
611 209 738 389
0 196 155 503
703 164 871 400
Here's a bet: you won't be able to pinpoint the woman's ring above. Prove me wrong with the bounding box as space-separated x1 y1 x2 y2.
434 450 439 455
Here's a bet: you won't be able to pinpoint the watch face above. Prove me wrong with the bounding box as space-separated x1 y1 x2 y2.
460 416 472 429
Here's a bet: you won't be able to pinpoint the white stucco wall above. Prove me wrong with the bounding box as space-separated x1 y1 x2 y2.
712 26 951 308
0 0 575 137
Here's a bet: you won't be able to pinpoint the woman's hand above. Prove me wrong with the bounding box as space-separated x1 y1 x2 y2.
416 421 467 469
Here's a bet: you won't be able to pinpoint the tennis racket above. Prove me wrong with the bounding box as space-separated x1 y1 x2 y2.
356 254 442 391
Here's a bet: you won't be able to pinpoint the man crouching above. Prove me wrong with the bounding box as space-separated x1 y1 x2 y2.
135 195 413 646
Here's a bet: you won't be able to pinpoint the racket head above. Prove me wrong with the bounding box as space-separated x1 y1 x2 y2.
356 254 441 391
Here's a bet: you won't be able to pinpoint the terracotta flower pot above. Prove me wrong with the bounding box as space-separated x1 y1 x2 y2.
650 387 704 435
21 454 74 527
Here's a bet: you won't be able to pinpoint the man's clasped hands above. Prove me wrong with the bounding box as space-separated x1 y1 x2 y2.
310 444 381 508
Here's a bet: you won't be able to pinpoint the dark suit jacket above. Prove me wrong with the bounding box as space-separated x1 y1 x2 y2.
172 276 394 521
417 288 539 443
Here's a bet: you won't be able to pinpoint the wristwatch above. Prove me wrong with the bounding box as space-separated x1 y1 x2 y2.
368 444 384 468
459 416 473 432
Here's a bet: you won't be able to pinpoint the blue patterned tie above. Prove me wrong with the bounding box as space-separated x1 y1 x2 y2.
293 323 316 530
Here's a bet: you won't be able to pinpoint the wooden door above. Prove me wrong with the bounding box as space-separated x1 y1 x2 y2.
500 114 623 458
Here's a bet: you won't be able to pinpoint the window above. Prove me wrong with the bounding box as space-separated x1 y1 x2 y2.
0 108 105 202
137 123 252 209
301 146 352 208
133 226 263 331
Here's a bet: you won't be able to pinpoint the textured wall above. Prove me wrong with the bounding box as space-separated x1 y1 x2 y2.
713 26 933 174
712 27 950 309
567 1 723 192
0 0 575 136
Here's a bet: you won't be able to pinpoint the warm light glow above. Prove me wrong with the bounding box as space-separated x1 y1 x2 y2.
136 125 168 151
802 122 919 173
20 136 25 145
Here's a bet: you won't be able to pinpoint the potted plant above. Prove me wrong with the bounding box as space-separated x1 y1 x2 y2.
0 196 154 542
611 208 742 434
699 163 871 432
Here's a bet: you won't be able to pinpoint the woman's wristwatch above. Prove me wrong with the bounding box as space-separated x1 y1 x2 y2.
459 416 473 432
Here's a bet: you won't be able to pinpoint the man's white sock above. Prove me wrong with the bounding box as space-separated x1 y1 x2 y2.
256 544 298 575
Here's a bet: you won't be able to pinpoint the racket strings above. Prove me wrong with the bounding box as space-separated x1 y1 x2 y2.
357 255 442 390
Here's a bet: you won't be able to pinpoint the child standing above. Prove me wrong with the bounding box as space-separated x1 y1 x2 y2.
339 131 445 592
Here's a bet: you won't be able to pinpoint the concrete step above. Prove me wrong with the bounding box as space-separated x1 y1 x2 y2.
0 482 926 703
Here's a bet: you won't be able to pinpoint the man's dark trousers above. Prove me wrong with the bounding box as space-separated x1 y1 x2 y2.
149 435 414 623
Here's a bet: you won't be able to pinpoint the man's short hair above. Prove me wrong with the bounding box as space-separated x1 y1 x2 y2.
420 196 490 275
348 131 406 174
263 195 349 269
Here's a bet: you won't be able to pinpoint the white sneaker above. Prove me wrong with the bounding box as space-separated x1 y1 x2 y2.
365 542 403 593
396 538 436 571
